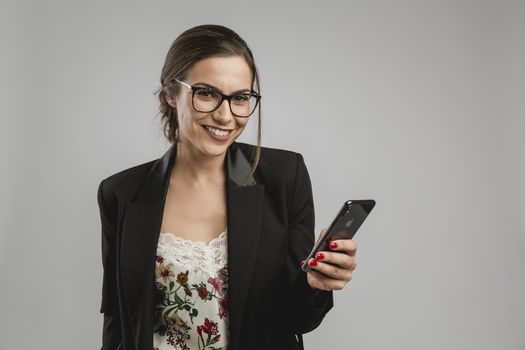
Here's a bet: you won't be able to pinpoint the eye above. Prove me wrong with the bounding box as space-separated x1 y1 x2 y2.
233 94 250 103
195 88 220 100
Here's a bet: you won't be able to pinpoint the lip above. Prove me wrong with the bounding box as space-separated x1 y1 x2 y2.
202 125 234 131
202 125 232 142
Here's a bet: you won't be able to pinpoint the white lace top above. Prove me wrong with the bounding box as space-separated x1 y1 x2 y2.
153 230 229 350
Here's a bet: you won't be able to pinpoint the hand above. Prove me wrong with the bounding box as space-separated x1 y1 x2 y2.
303 228 358 291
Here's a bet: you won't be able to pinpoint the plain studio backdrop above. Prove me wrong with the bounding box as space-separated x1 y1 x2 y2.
1 0 523 349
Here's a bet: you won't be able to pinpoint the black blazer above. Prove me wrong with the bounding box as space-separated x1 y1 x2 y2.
97 141 334 350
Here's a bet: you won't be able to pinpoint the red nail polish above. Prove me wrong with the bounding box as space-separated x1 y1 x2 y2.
300 260 305 266
316 252 324 260
329 241 338 249
308 259 318 267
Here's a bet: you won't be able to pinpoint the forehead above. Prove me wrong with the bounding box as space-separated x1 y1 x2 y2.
185 55 253 92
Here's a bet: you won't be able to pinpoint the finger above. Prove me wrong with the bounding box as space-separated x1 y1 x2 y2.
315 251 356 271
307 258 353 281
316 260 353 281
306 269 329 290
328 238 357 256
307 269 348 291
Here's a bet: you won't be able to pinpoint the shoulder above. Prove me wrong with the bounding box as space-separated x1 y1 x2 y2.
236 141 299 162
237 141 306 173
236 142 310 189
97 158 158 204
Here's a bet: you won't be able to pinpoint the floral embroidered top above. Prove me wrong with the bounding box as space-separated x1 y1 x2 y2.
153 229 229 350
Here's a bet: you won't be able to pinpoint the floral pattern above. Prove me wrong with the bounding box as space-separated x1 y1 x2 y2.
153 232 229 350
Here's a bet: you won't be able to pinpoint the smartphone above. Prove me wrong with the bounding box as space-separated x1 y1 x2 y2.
301 199 375 272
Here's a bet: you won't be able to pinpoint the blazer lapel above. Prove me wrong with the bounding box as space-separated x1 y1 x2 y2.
119 141 265 349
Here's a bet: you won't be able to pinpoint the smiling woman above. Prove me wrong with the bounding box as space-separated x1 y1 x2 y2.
97 24 354 350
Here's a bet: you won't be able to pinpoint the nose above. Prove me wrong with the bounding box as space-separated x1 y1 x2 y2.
213 98 235 124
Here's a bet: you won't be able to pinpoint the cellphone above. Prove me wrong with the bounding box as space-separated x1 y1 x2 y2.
301 199 375 272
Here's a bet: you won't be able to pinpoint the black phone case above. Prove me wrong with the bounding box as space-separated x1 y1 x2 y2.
301 199 375 272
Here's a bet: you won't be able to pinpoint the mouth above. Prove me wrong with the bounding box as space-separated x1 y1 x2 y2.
202 125 234 140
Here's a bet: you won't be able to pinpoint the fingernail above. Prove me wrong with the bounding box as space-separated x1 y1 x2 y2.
300 260 305 266
329 241 338 249
308 259 318 267
315 252 325 260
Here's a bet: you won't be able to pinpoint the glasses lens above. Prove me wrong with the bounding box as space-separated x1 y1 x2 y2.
193 88 222 112
230 94 259 117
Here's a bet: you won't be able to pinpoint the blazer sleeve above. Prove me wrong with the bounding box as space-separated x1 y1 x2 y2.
285 152 334 334
97 179 123 350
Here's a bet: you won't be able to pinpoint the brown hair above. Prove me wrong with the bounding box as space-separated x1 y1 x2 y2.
154 24 262 178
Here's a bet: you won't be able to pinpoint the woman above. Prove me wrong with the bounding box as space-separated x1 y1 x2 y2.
97 24 357 350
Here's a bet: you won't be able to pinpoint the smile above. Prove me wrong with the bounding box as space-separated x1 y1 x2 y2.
203 125 232 137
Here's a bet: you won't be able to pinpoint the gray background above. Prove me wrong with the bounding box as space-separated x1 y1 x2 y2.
1 0 524 349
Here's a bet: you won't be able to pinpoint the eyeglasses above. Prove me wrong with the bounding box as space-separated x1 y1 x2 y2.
173 79 261 118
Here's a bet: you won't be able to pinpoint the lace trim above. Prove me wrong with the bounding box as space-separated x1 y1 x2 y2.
157 230 228 273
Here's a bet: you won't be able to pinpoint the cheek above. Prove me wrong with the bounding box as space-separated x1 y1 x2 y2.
236 119 249 131
233 125 246 138
178 110 199 128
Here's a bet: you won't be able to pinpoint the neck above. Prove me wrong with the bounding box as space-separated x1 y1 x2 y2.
171 140 227 188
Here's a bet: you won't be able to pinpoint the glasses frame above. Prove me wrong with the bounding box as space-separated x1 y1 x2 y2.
173 79 261 118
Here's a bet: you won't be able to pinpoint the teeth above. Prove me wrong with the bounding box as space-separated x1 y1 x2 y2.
205 126 230 137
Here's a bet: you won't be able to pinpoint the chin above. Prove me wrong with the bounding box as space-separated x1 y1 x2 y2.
199 142 230 157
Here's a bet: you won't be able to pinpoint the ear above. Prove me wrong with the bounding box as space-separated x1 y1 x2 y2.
166 95 177 109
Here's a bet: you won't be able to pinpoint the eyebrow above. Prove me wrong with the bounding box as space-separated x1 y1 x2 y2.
193 81 252 94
